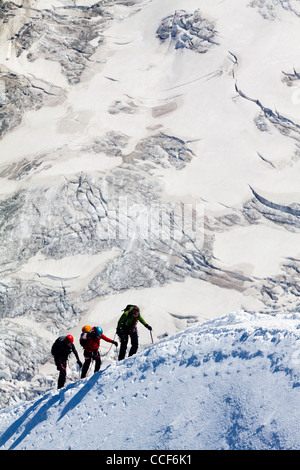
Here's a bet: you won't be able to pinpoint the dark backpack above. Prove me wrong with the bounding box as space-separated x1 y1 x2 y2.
123 304 138 313
51 336 71 358
51 337 62 356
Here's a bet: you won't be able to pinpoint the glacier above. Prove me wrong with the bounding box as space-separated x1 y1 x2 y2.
0 0 299 449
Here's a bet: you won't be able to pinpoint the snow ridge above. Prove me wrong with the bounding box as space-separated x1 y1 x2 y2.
0 310 299 450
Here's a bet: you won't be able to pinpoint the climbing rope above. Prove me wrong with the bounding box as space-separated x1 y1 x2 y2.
100 332 118 358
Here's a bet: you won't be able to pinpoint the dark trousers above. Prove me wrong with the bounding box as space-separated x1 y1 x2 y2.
81 350 101 378
55 359 67 389
118 329 138 361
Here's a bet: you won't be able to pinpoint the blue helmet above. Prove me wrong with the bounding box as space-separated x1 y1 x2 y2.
94 326 103 337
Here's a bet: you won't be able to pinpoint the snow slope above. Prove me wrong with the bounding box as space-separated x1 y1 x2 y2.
0 310 299 450
1 0 300 410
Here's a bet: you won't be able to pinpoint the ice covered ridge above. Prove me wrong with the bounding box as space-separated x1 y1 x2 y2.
0 310 299 450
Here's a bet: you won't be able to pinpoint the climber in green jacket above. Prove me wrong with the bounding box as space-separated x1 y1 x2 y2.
117 305 152 361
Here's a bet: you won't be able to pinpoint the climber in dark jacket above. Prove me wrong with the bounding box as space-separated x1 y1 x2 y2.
51 335 82 389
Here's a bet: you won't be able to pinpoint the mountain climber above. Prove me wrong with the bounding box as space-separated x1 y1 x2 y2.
51 335 82 389
81 326 118 379
116 305 152 361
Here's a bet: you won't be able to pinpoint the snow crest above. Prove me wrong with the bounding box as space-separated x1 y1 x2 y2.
0 311 299 450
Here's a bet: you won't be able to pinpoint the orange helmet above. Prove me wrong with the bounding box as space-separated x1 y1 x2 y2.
82 325 92 333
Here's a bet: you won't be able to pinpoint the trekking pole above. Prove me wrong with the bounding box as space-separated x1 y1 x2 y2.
150 330 154 344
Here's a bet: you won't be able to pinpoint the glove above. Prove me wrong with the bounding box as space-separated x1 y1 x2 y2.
77 360 83 368
146 324 152 331
113 341 118 347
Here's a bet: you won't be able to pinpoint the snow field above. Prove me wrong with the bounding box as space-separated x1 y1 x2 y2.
0 310 299 450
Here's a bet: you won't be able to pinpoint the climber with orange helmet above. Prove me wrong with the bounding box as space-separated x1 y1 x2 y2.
81 326 118 379
51 334 82 389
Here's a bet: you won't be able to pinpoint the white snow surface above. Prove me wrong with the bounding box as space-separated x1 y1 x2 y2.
0 310 300 450
0 0 300 451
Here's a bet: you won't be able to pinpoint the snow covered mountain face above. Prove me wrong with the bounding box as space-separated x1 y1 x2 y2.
0 0 299 409
0 310 299 450
0 311 299 450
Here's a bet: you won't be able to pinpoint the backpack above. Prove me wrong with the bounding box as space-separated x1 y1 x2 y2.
80 326 92 347
51 336 67 357
123 304 138 313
